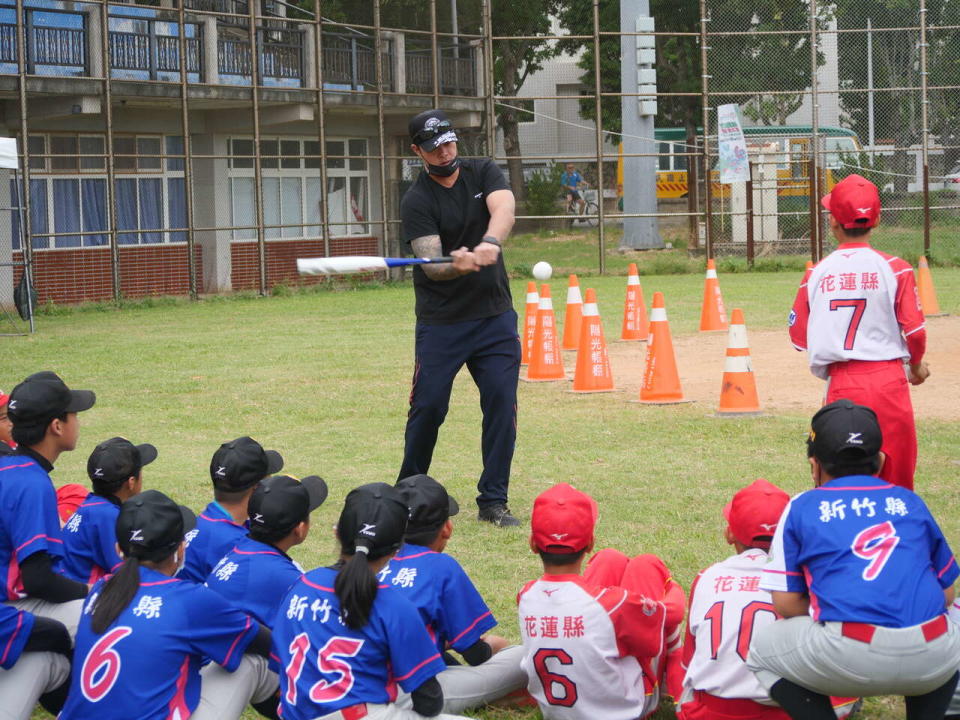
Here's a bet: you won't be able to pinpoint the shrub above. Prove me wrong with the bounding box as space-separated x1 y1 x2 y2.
525 164 564 217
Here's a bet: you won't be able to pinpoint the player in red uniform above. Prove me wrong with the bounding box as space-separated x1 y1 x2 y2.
517 483 685 720
788 174 927 490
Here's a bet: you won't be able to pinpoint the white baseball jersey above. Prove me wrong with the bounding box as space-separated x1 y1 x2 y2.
517 574 667 720
681 549 779 705
789 244 923 379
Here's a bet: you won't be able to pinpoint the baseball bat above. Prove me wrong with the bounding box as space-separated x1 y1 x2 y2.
296 256 454 276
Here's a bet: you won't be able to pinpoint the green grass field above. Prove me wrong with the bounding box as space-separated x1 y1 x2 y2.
8 247 959 719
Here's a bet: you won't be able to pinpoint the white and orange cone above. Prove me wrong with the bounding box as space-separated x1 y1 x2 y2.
521 281 539 365
526 284 566 382
638 292 691 404
573 288 614 393
699 258 728 332
917 256 945 316
621 262 649 341
561 274 584 351
717 308 761 416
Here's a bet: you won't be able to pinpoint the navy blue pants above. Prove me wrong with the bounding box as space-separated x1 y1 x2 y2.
398 309 521 508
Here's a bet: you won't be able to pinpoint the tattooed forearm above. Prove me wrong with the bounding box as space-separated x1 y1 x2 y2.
411 234 461 280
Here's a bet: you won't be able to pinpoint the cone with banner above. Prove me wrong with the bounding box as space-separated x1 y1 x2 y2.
561 275 584 351
621 263 649 341
699 258 728 332
521 281 539 365
717 308 762 416
525 284 566 382
638 292 691 404
573 288 614 393
917 256 945 316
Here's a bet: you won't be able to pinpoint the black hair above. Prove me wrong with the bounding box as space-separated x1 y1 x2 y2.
249 523 297 545
11 413 67 448
838 225 872 238
820 456 882 479
404 525 442 548
90 543 178 634
92 475 134 497
538 548 588 566
334 538 395 630
214 486 253 504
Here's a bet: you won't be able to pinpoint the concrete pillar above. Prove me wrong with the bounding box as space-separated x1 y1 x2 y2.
83 6 104 78
388 31 405 94
202 16 219 85
192 135 232 292
303 24 317 89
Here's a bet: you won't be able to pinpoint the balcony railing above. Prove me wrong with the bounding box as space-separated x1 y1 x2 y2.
406 43 477 96
0 9 88 75
218 28 304 86
109 16 202 81
321 33 393 91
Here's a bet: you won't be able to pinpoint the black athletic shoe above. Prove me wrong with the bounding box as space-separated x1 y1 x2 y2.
478 504 521 527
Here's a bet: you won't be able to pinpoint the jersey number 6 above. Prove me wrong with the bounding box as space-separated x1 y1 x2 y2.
285 634 365 705
81 626 133 702
533 648 578 707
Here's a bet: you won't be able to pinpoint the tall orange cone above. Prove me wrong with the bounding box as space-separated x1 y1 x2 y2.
621 263 649 341
717 308 761 416
639 292 691 404
917 256 945 316
561 275 584 351
699 258 728 332
805 260 813 270
573 288 614 393
521 281 539 365
526 284 566 381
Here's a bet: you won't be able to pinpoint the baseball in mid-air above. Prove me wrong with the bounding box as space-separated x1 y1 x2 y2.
532 261 553 281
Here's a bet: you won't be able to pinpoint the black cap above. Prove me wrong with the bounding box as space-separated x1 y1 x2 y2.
209 437 283 491
408 109 458 151
808 399 883 466
7 371 95 428
249 475 329 535
337 482 409 556
87 437 158 487
396 474 459 535
116 489 196 561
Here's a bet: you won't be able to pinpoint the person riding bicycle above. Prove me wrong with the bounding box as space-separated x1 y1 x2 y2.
561 163 586 214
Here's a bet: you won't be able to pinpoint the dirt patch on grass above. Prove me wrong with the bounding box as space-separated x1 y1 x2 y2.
596 314 960 421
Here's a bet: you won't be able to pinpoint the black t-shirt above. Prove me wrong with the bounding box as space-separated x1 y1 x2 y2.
400 157 513 325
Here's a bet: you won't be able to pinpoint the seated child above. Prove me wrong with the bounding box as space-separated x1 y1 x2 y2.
518 483 685 720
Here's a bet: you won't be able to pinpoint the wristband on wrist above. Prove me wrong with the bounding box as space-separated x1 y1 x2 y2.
481 236 501 247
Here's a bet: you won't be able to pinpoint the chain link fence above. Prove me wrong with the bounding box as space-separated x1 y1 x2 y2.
0 0 956 310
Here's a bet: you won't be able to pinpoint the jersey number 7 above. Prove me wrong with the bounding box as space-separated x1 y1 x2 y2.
829 298 867 350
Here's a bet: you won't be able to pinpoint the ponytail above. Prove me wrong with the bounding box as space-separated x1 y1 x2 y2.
334 543 378 630
91 557 142 634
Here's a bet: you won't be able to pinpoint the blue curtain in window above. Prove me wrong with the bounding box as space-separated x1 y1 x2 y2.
167 177 186 243
81 179 107 246
53 179 81 248
139 178 162 243
115 178 138 245
12 179 50 250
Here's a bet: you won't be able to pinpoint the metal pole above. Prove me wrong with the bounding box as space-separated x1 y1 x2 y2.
746 162 754 268
591 0 606 272
313 3 331 259
247 0 267 295
13 0 34 328
177 0 198 299
809 0 822 261
866 18 875 149
481 0 496 158
699 0 713 257
373 0 390 267
919 0 930 256
430 0 440 105
99 0 121 302
450 0 459 59
13 170 33 331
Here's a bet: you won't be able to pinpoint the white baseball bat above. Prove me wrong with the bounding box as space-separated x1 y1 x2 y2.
296 256 454 276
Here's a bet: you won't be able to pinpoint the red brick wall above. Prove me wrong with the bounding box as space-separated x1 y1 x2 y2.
231 236 379 290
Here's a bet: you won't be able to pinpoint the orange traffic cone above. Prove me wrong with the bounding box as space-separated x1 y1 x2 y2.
573 288 614 393
561 275 584 351
699 258 728 332
805 260 813 270
717 308 761 416
621 263 649 341
521 281 539 365
526 284 566 381
917 256 945 316
638 292 691 404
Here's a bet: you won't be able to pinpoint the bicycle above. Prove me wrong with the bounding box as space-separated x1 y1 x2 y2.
564 189 600 228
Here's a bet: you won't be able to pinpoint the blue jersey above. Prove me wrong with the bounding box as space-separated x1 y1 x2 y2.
62 493 123 584
763 475 958 626
0 454 67 600
273 566 446 720
381 543 496 654
205 535 303 626
59 565 259 720
0 602 34 670
179 501 248 584
561 170 583 189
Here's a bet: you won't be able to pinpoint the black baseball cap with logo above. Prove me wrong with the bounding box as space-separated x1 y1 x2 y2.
337 482 409 557
116 489 196 562
88 437 158 488
396 474 459 535
249 474 328 537
7 371 95 428
408 109 459 151
807 399 883 466
209 437 283 491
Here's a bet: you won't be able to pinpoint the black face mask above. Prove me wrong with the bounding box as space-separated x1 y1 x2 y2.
426 156 460 177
